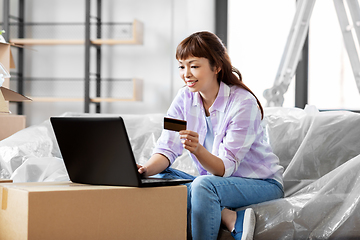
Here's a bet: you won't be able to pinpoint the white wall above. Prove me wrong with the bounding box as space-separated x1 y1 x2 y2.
1 0 215 126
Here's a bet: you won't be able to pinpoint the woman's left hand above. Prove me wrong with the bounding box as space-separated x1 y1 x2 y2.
180 129 225 176
179 130 200 154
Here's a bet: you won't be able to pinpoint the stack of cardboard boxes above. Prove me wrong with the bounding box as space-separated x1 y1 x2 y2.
0 42 31 141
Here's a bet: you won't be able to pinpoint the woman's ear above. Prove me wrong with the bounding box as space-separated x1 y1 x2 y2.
215 67 221 75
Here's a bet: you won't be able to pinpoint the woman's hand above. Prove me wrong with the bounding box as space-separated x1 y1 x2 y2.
137 164 148 176
136 154 170 177
180 130 225 176
180 130 200 154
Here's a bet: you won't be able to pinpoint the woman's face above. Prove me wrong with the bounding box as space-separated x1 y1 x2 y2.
178 57 219 95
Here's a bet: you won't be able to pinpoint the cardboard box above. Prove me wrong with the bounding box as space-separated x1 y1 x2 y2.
0 42 31 113
0 182 187 240
0 114 26 140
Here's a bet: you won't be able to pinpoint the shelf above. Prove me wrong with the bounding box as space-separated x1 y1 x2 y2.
28 97 83 102
27 97 139 102
9 20 143 46
12 78 142 103
9 39 84 45
91 97 139 102
4 0 143 114
92 20 143 45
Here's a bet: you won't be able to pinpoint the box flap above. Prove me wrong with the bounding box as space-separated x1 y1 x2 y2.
0 86 32 101
0 87 31 113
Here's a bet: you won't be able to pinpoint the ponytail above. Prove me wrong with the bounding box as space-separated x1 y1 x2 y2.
230 67 264 119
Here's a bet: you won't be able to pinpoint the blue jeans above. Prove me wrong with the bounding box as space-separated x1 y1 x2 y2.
155 167 284 240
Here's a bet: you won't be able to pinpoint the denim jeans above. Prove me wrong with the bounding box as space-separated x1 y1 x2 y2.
155 167 284 240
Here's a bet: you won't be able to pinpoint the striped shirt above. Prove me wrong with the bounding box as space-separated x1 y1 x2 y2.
153 81 284 185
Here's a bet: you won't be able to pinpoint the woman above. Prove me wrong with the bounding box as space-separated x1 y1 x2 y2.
138 31 284 240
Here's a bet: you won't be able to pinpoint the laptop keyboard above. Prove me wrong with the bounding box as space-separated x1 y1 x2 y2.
141 178 176 183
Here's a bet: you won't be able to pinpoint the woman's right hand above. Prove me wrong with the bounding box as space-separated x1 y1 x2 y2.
137 164 148 176
136 154 170 177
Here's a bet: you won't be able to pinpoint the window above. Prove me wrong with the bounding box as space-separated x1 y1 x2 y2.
228 0 360 110
308 0 360 110
228 0 296 107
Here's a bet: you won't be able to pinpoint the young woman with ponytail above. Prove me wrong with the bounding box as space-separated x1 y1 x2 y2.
138 31 284 240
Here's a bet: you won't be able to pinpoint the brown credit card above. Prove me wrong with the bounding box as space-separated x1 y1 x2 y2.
164 117 187 132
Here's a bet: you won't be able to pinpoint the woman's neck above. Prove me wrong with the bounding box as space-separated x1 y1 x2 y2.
200 87 219 116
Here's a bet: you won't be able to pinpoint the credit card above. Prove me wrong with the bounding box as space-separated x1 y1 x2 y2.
164 117 187 132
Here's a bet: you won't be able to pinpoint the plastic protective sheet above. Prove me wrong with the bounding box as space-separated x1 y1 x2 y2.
1 106 360 239
0 112 198 182
255 106 360 239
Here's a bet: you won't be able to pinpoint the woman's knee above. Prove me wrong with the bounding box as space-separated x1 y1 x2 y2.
191 175 219 195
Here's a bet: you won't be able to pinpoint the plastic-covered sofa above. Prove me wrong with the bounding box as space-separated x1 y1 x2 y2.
1 106 360 239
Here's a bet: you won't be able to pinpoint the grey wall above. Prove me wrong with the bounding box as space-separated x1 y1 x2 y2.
1 0 215 126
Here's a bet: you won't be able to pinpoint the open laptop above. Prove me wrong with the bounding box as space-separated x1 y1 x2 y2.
50 116 192 187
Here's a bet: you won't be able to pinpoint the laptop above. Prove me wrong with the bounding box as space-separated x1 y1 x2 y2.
50 116 192 187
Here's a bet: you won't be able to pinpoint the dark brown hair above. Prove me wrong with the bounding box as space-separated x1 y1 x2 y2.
176 31 264 119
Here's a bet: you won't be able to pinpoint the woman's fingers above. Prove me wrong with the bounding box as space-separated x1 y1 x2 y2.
179 130 200 154
179 131 198 144
183 141 199 154
179 130 198 140
137 164 147 175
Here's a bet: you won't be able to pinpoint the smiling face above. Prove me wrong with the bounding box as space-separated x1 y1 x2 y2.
178 57 220 98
